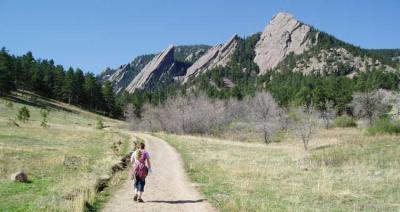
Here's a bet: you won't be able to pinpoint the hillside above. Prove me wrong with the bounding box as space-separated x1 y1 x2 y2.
0 92 134 211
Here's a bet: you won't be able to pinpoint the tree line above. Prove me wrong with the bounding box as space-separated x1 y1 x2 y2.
0 48 122 118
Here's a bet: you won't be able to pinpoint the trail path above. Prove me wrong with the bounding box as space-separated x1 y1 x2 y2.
102 133 215 212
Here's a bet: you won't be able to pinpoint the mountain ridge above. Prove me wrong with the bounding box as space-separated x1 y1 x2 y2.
99 12 399 93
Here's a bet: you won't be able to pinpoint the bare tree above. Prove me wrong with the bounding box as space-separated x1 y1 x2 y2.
350 90 389 126
318 100 336 129
291 106 316 151
250 92 281 143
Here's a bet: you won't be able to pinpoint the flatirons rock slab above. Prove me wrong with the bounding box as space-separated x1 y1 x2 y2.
184 35 239 82
254 12 313 74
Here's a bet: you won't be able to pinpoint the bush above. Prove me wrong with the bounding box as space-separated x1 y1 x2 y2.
333 115 357 128
40 109 49 128
17 106 30 123
367 118 400 135
96 118 104 129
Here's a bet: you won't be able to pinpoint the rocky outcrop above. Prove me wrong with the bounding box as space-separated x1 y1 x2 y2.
11 171 28 183
291 47 395 76
126 45 177 92
99 54 155 93
100 45 210 92
254 12 314 74
174 45 210 63
183 35 239 82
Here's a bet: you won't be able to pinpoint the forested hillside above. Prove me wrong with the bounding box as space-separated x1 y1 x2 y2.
0 48 122 118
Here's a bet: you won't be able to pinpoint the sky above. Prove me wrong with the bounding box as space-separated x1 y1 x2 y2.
1 0 399 74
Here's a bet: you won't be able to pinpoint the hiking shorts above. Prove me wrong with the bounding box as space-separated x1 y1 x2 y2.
134 179 146 192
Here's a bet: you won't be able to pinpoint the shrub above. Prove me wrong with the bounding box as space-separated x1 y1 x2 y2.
333 115 357 128
96 118 104 129
40 109 49 128
367 118 400 135
17 106 30 123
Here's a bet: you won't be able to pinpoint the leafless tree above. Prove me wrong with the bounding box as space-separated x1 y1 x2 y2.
128 91 285 141
249 92 281 143
291 106 316 151
350 89 389 126
318 100 336 129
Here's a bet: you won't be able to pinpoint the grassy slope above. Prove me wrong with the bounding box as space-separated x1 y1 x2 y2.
0 92 134 212
157 128 400 212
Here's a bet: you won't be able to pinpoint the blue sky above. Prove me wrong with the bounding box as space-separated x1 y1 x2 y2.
1 0 399 73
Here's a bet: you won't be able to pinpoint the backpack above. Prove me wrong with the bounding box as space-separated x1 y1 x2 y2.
132 150 148 180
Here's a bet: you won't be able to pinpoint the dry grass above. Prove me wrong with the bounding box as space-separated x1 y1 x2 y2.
157 128 400 212
0 93 134 211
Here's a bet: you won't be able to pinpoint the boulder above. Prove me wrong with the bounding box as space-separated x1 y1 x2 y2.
11 171 28 183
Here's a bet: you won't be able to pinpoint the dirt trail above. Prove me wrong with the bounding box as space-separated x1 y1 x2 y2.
102 133 215 212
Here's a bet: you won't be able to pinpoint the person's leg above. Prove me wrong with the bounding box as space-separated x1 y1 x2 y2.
137 180 145 202
133 180 139 201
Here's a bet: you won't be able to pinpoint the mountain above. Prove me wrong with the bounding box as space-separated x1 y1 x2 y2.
100 12 399 94
183 35 239 82
99 54 155 93
254 12 314 74
100 45 210 93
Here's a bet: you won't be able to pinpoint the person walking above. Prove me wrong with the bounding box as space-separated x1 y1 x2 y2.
130 142 151 203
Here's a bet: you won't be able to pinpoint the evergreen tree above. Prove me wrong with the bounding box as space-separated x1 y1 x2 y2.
102 81 116 116
73 68 85 104
0 48 16 95
62 67 74 104
83 73 100 110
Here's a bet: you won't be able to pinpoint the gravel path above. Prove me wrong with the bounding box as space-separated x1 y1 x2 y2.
102 133 215 212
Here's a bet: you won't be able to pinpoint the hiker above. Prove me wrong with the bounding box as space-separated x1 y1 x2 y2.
130 142 151 203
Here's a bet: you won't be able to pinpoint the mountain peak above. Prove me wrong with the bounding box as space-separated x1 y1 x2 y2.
271 12 295 22
254 12 313 74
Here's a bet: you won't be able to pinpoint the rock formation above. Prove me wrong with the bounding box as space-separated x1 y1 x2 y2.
11 171 28 183
254 12 314 74
126 45 176 92
183 35 239 82
99 54 155 93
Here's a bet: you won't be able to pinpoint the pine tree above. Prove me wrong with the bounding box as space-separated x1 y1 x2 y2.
0 48 16 96
62 68 74 104
73 68 85 105
102 81 115 115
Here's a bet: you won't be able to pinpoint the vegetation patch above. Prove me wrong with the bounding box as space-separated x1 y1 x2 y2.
333 115 357 128
367 118 400 135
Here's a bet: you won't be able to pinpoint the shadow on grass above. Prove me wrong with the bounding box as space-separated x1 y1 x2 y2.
5 94 74 114
147 199 206 204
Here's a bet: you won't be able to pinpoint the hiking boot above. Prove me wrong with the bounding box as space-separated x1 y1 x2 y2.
138 198 144 203
133 194 138 201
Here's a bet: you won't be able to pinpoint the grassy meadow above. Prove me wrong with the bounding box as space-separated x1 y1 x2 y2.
157 128 400 212
0 92 134 212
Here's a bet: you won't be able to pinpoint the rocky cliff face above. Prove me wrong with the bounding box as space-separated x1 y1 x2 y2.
254 12 314 74
99 54 155 93
100 45 210 93
183 35 239 82
126 45 176 92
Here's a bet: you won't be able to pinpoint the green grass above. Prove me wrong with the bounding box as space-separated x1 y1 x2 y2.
0 92 135 211
367 118 400 135
157 129 400 212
